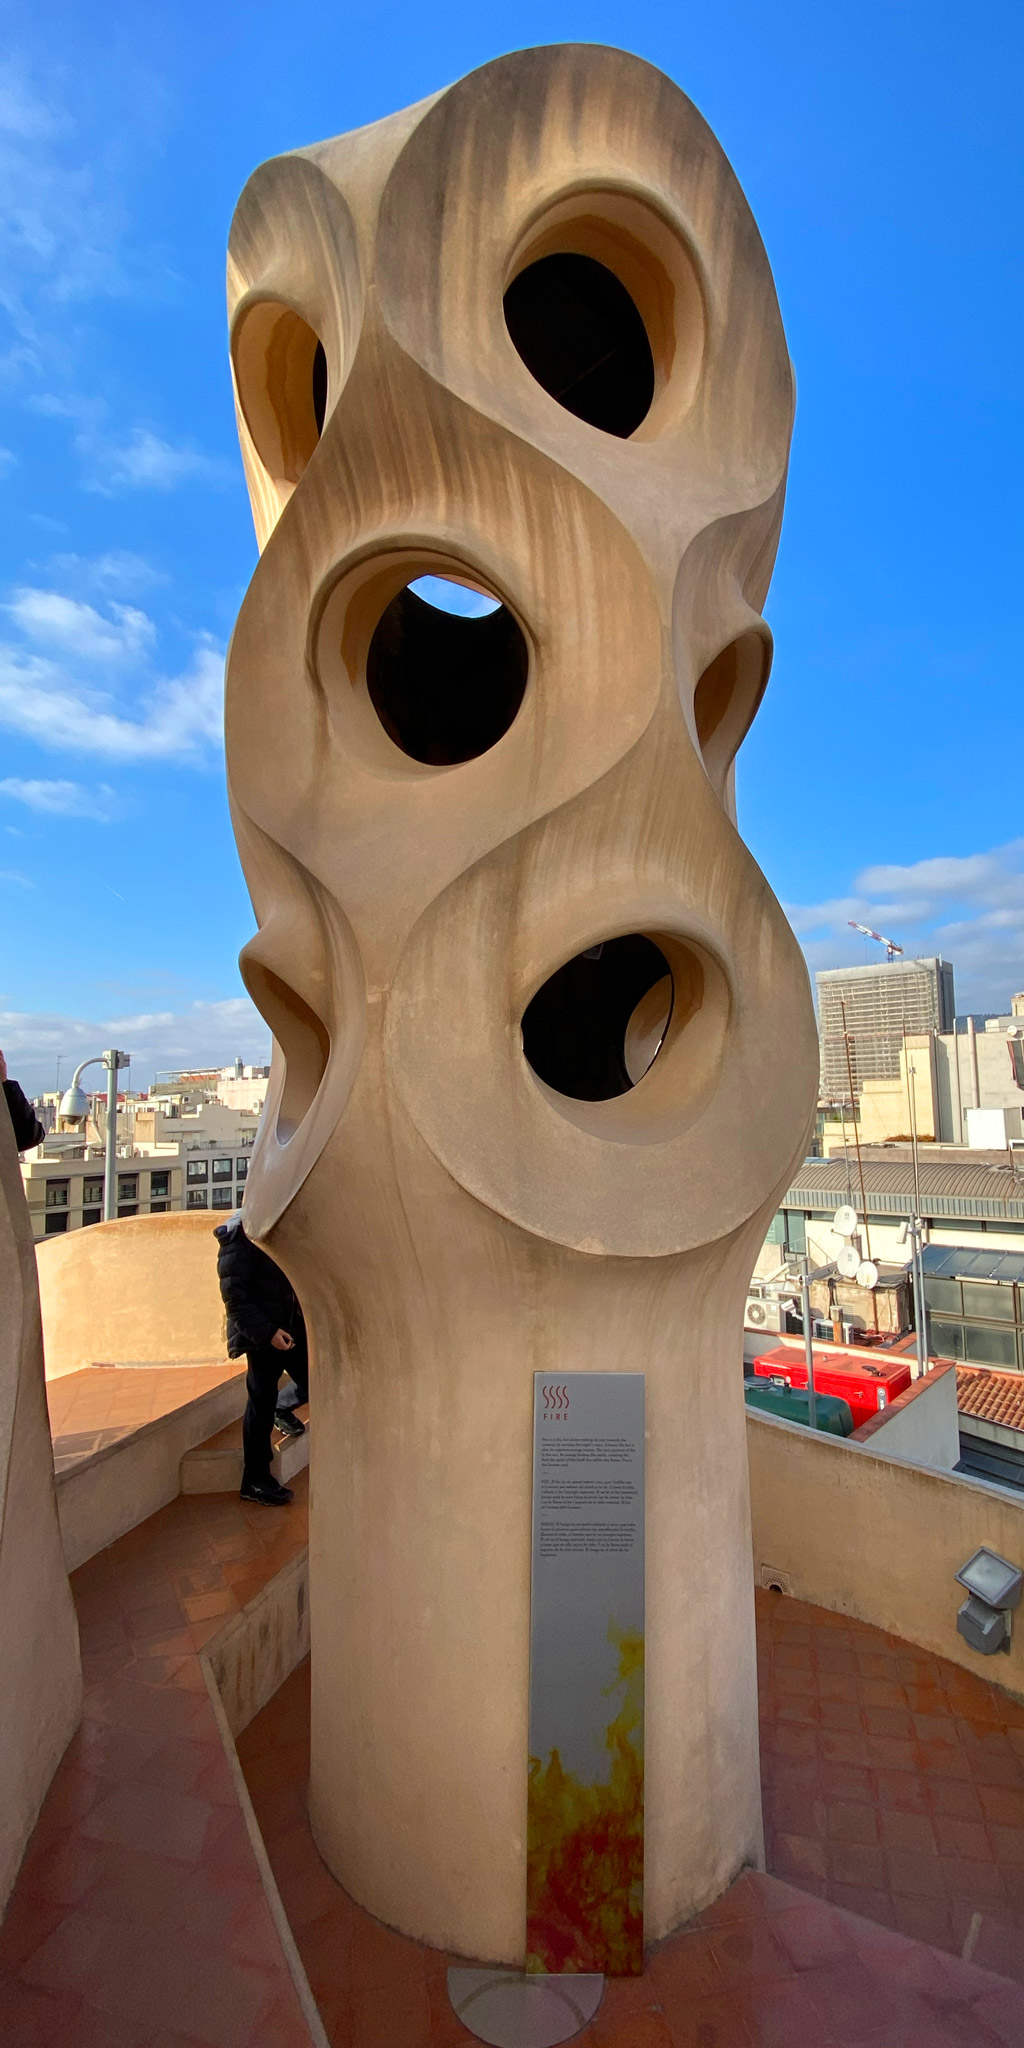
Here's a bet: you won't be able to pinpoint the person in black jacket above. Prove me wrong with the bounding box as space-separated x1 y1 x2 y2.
214 1213 308 1506
1 1049 45 1151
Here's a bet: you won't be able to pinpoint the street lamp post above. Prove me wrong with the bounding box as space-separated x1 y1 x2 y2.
58 1049 130 1221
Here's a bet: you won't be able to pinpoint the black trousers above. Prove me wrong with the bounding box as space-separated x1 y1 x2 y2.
242 1339 309 1482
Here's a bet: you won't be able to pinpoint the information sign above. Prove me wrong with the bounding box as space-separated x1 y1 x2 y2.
526 1372 645 1977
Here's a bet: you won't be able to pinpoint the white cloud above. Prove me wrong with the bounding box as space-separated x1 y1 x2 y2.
787 839 1024 1016
0 634 223 761
0 62 128 342
0 446 15 475
0 868 32 887
0 777 116 820
6 586 155 662
48 549 166 596
97 427 230 494
0 995 271 1096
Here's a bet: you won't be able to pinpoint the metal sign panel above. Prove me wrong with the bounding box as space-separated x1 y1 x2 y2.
526 1372 645 1976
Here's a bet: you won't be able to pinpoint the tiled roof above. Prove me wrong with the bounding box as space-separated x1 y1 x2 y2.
786 1154 1024 1221
957 1363 1024 1432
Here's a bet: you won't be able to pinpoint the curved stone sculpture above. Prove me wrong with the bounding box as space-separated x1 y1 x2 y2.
225 44 817 1962
0 1105 81 1913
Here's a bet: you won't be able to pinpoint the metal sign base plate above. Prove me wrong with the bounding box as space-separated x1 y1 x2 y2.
447 1968 605 2047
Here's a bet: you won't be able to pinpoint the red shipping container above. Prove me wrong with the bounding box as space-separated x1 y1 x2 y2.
752 1344 911 1431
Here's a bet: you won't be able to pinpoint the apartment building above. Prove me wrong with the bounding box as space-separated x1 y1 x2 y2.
816 956 955 1097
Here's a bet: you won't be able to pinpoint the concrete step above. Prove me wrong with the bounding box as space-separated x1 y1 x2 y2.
180 1409 310 1493
54 1366 247 1572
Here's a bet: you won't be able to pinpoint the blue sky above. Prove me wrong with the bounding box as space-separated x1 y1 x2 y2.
0 0 1021 1095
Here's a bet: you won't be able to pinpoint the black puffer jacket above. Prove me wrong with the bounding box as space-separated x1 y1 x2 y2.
214 1215 305 1358
3 1079 45 1152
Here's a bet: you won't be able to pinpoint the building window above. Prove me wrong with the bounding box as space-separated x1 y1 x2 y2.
962 1280 1016 1323
118 1175 138 1202
924 1277 963 1317
45 1180 70 1209
186 1188 208 1209
212 1186 233 1209
186 1160 209 1183
212 1157 232 1182
118 1204 138 1218
83 1177 103 1206
150 1170 170 1198
44 1212 69 1234
236 1156 248 1182
82 1208 102 1226
150 1201 169 1214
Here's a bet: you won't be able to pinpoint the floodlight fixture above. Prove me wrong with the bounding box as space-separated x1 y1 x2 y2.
955 1546 1023 1658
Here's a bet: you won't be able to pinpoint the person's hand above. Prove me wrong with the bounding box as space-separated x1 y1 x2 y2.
0 1050 7 1083
271 1329 295 1351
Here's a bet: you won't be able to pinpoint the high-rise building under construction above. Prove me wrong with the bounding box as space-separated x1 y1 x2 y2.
815 957 955 1099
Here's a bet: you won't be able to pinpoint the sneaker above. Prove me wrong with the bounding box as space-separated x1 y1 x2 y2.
274 1408 305 1438
240 1475 294 1506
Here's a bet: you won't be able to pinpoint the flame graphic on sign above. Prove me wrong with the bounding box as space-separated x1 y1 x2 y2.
526 1622 644 1976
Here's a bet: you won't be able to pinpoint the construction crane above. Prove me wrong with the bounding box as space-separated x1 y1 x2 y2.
848 921 904 963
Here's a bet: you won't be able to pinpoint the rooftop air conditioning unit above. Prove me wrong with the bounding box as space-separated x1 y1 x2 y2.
745 1296 785 1334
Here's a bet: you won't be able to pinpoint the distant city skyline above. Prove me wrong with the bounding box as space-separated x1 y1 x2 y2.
0 0 1020 1094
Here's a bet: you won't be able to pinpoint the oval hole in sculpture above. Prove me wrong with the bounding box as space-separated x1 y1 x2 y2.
503 253 655 438
366 576 528 765
242 962 330 1143
521 936 674 1102
693 630 770 793
233 300 328 486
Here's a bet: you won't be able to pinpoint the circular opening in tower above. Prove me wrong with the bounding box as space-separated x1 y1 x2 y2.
521 936 674 1102
503 253 655 438
366 574 528 765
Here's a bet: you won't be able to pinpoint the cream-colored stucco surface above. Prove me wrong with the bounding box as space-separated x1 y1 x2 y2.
748 1412 1024 1701
224 45 818 1958
0 1101 81 1913
36 1211 229 1379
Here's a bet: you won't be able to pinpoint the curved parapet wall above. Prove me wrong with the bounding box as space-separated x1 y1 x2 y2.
36 1211 229 1379
224 45 818 1960
0 1102 81 1912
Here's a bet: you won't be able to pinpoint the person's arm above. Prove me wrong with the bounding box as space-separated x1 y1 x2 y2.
0 1051 45 1151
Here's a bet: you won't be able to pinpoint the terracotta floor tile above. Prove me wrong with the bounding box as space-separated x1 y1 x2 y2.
770 1900 855 1971
939 1857 1006 1907
878 1809 937 1853
827 1883 896 1928
979 1785 1024 1826
821 1762 873 1805
885 1848 949 1900
770 1831 829 1884
932 1815 993 1863
990 1825 1024 1867
79 1780 216 1863
588 2010 676 2048
972 1982 1024 2048
826 1801 879 1847
708 1916 788 1982
827 1841 887 1891
665 1990 755 2047
865 1736 918 1773
648 1928 722 1999
874 1769 931 1815
891 1895 956 1947
820 1702 863 1735
927 1778 984 1821
820 1730 871 1768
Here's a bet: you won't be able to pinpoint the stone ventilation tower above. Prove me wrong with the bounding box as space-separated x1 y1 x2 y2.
223 44 817 1963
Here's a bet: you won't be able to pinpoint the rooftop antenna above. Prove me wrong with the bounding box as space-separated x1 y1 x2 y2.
848 920 904 963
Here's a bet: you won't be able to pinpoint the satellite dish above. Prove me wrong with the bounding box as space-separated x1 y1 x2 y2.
834 1205 858 1238
857 1260 880 1291
836 1244 860 1279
